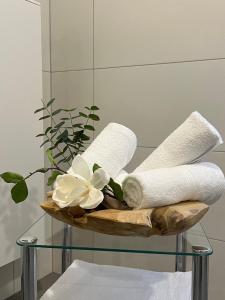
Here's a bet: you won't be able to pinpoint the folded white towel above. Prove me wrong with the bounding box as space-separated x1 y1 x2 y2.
41 260 191 300
82 123 137 178
135 111 223 172
123 162 225 209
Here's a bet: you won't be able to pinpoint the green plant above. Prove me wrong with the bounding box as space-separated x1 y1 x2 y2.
0 99 100 203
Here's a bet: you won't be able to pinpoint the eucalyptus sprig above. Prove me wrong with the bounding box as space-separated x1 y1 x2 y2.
0 99 100 203
0 167 66 203
36 98 100 166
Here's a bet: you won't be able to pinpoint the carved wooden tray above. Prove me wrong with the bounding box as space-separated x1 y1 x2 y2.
40 193 209 237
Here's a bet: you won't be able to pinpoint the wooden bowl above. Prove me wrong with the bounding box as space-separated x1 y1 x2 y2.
40 193 209 237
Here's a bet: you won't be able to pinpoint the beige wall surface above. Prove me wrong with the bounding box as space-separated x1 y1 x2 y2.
0 0 52 298
43 0 225 299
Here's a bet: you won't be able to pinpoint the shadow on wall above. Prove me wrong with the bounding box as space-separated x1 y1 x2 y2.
0 180 41 264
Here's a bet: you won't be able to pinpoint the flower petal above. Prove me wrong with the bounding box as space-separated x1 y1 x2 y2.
80 188 104 209
67 154 91 180
52 189 79 208
52 174 89 208
54 174 79 192
67 183 89 203
91 168 110 190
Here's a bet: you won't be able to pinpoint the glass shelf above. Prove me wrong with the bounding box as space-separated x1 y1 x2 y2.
17 213 212 257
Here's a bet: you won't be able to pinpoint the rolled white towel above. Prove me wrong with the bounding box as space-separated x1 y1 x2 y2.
115 170 128 184
82 123 137 178
123 162 225 209
135 111 223 172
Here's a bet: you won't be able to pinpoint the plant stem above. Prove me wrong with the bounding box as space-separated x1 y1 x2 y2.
24 167 66 181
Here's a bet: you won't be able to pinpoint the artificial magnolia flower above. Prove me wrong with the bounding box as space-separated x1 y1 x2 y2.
52 155 110 209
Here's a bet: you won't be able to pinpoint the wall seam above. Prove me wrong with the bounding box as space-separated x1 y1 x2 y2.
48 0 54 274
91 0 95 264
93 0 95 110
48 56 225 73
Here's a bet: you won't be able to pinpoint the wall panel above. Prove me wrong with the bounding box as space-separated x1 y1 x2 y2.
94 0 225 68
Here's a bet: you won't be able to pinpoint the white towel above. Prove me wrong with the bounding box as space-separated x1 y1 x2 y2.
82 123 137 178
41 260 191 300
135 111 223 172
115 169 128 184
123 162 225 209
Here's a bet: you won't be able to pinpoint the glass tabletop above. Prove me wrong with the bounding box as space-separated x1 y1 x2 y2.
17 213 212 257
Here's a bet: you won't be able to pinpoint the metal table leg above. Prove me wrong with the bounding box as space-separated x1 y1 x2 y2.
192 246 209 300
19 237 38 300
62 223 72 273
175 232 187 272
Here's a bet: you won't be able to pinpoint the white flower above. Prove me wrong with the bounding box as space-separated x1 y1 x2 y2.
52 155 110 209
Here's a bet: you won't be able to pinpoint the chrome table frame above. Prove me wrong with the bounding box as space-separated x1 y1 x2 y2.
19 229 209 300
175 232 209 300
19 237 38 300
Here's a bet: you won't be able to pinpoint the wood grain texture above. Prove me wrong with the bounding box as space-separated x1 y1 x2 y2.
41 195 209 237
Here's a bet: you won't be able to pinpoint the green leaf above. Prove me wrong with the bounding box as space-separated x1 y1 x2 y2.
80 133 90 141
50 128 58 133
85 106 90 110
93 163 101 172
40 139 49 147
52 109 62 116
39 115 51 120
34 107 45 114
46 98 55 107
79 112 88 118
62 145 69 152
0 172 24 183
36 133 45 137
84 125 95 131
73 130 84 142
108 178 123 201
45 126 52 135
61 117 69 120
46 149 55 164
90 105 99 111
72 123 83 128
89 114 100 121
62 108 76 112
47 171 61 186
57 129 68 141
55 121 65 128
11 180 28 203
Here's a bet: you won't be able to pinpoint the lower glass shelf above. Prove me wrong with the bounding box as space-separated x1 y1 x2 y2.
17 213 212 256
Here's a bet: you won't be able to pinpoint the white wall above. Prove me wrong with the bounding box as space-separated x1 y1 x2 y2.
0 0 51 298
43 1 225 299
